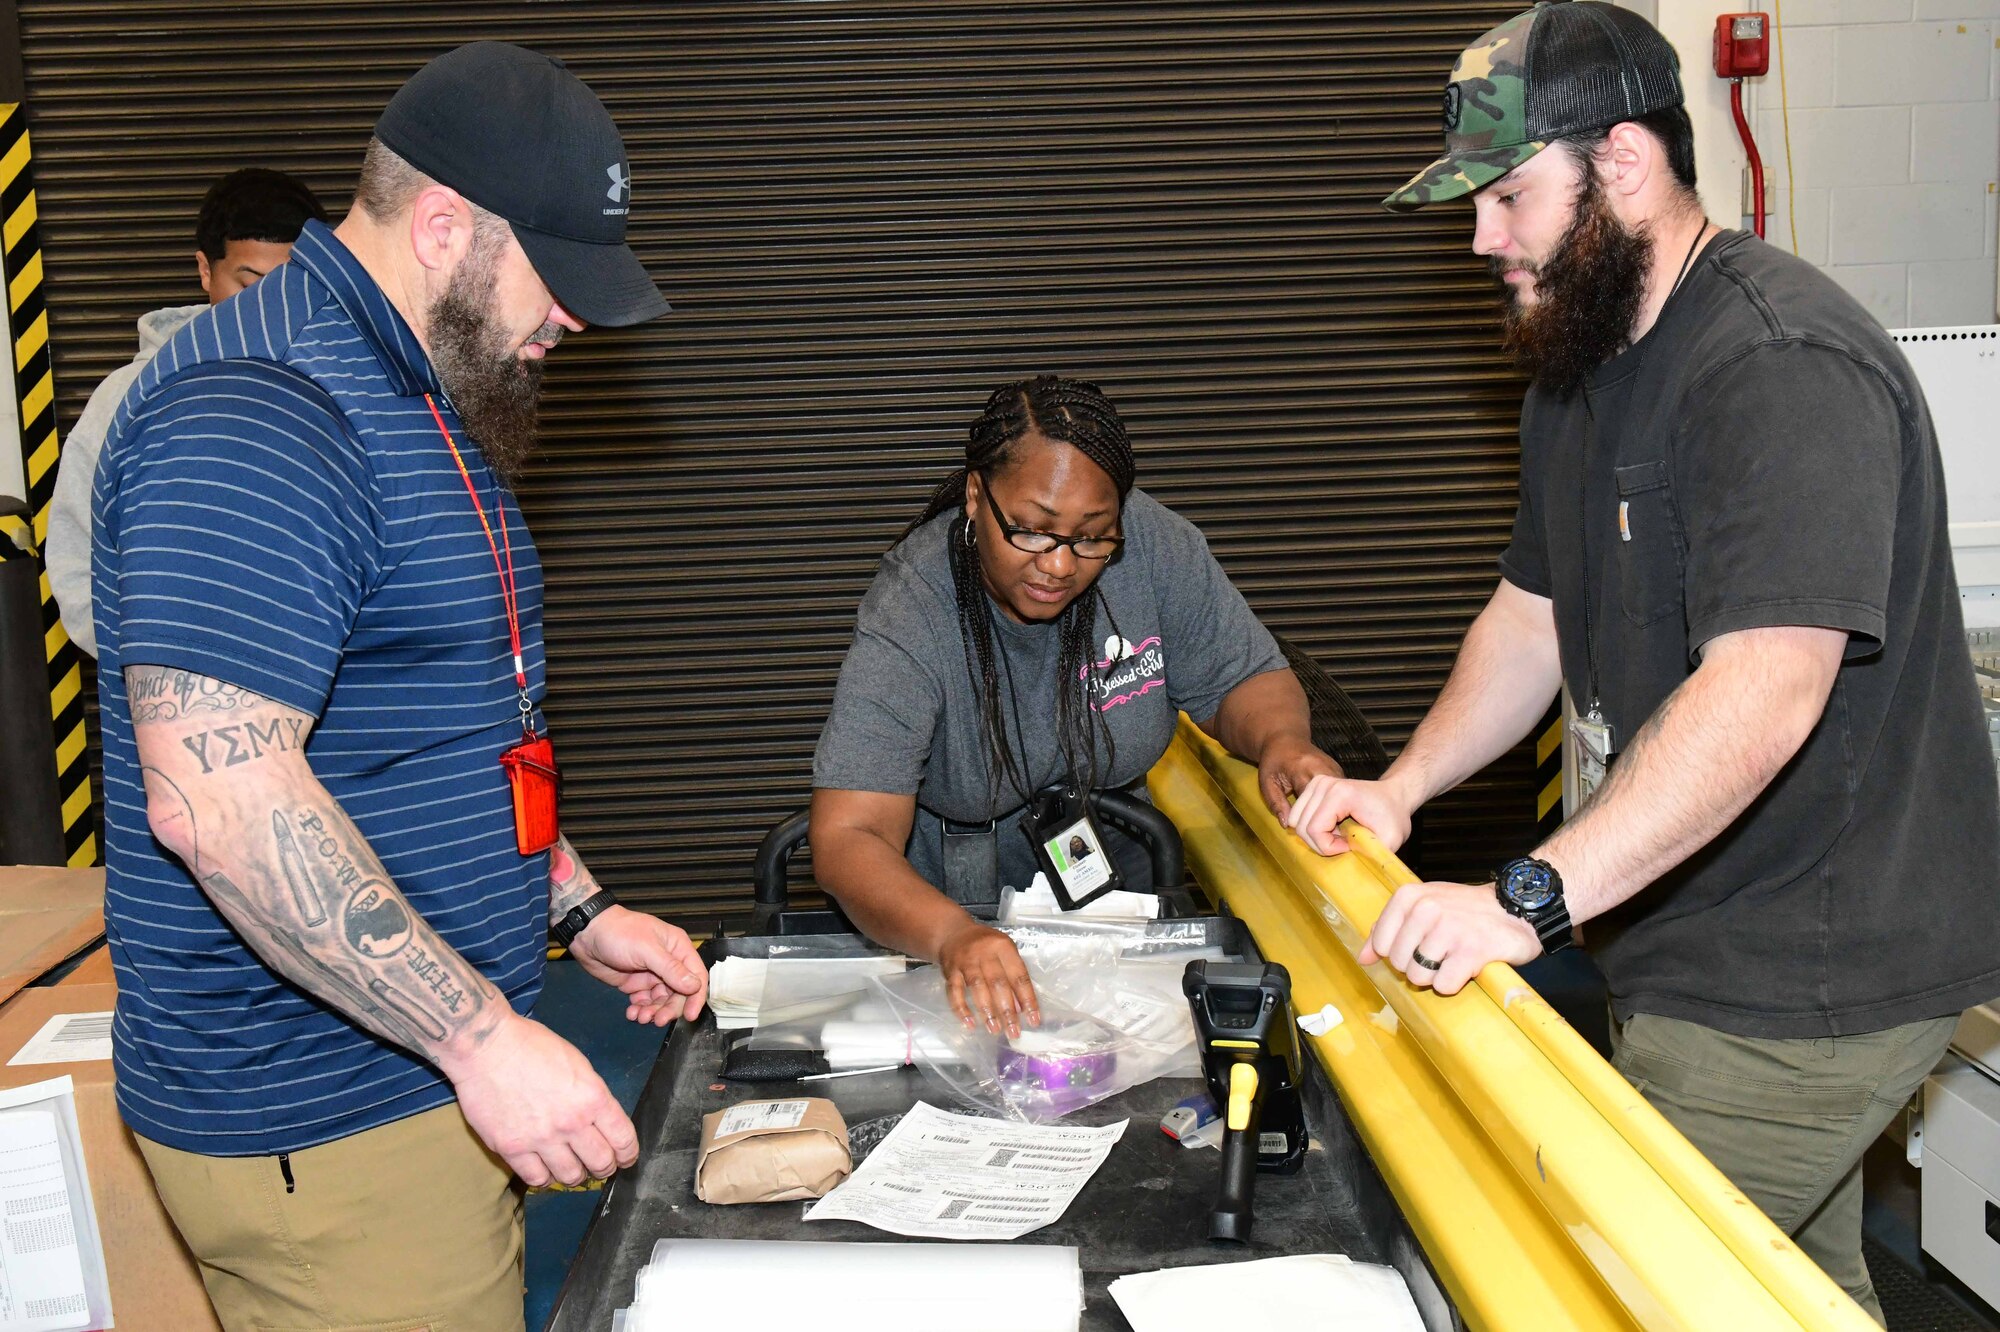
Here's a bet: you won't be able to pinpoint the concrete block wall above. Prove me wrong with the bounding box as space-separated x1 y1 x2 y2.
1745 3 2000 327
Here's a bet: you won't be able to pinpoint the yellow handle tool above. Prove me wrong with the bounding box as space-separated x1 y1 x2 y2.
1226 1061 1260 1131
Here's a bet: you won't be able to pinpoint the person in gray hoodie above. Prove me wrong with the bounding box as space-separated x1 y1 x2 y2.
47 167 326 655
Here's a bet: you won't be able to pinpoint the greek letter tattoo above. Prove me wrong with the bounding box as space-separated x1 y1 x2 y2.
179 716 308 775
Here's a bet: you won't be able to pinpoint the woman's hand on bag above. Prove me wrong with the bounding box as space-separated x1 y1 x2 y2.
937 923 1040 1039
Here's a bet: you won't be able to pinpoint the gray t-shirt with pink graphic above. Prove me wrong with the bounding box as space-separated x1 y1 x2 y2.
814 488 1283 892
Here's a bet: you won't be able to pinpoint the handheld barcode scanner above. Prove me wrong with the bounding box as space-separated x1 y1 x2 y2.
1182 961 1306 1242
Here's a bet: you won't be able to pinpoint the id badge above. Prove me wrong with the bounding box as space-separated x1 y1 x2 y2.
499 733 561 856
1021 785 1124 911
1570 706 1616 804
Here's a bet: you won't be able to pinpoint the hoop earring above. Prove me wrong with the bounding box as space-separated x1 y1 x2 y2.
962 518 976 550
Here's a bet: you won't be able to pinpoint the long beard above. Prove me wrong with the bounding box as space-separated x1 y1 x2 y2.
427 241 545 484
1496 169 1653 399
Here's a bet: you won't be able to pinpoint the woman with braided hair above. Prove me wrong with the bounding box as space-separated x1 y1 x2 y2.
811 375 1339 1035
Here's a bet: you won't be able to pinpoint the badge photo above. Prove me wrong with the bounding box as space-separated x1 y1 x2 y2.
1020 784 1125 911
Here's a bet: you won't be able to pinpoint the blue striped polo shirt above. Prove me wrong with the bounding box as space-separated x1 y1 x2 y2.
92 219 551 1156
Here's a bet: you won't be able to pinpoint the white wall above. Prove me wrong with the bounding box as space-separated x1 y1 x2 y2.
1650 3 1758 230
1735 2 1997 327
1640 2 1999 327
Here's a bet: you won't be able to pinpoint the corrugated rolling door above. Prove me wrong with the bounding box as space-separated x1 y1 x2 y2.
18 1 1533 921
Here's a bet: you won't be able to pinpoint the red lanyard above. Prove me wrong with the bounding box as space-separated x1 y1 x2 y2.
425 393 535 736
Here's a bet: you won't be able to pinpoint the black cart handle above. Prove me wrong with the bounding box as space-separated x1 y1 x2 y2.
752 790 1184 911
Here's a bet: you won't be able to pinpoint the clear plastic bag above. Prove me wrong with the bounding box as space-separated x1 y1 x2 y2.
868 952 1199 1122
1001 916 1233 966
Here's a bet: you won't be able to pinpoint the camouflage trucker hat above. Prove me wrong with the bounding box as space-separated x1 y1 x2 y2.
1384 1 1684 212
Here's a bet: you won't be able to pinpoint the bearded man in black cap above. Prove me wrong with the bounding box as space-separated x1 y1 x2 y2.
91 43 701 1330
1285 3 2000 1320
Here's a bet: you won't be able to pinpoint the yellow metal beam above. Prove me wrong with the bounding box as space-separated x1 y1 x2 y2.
1151 719 1875 1332
1152 740 1639 1331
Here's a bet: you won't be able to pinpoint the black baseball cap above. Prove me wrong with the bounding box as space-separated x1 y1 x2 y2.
375 41 670 327
1384 2 1685 211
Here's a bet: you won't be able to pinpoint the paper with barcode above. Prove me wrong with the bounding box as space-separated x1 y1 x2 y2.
805 1101 1124 1240
6 1015 113 1068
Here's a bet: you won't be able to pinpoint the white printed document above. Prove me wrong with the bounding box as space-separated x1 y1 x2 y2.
0 1078 112 1331
805 1101 1123 1240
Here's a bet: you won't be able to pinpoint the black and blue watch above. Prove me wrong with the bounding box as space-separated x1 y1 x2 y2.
1495 857 1573 954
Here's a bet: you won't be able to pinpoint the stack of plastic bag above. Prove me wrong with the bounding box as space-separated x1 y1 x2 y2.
617 1238 1083 1332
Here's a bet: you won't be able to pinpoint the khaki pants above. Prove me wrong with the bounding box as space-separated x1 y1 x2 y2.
1610 1010 1958 1327
135 1102 525 1332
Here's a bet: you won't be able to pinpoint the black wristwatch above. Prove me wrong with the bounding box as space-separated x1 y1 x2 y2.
1494 857 1573 954
552 889 618 949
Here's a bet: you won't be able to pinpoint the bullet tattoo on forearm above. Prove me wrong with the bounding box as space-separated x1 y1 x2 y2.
272 812 328 927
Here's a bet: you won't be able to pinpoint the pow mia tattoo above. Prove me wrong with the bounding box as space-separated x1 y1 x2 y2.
199 867 438 1052
403 943 474 1014
343 883 413 959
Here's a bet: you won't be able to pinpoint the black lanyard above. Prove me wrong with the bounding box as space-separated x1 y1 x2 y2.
1574 222 1711 715
988 603 1102 819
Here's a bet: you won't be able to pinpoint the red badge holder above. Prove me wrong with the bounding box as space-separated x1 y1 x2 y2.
500 729 561 856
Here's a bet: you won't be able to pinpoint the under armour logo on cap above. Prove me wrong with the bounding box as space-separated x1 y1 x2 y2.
373 42 670 325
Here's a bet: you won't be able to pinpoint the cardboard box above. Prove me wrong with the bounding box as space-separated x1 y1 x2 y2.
0 865 105 1007
0 984 218 1331
56 944 115 989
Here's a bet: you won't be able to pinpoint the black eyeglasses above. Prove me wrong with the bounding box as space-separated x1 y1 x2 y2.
986 493 1124 561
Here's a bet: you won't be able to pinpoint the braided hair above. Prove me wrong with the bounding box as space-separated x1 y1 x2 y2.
900 375 1137 814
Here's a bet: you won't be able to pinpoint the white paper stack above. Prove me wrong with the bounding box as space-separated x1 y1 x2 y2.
620 1238 1082 1332
1109 1254 1424 1331
0 1076 113 1332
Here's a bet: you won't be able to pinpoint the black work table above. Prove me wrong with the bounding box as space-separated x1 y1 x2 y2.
547 926 1448 1331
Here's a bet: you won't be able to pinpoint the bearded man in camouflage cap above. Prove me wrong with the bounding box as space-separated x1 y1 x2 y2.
1286 4 2000 1321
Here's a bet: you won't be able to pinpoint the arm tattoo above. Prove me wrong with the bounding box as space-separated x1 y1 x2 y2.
272 812 328 926
368 979 448 1042
181 716 309 774
176 795 492 1060
548 834 601 924
134 667 502 1064
199 867 439 1052
128 665 267 724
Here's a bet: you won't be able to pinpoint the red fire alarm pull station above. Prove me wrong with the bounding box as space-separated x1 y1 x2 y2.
1715 12 1772 237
